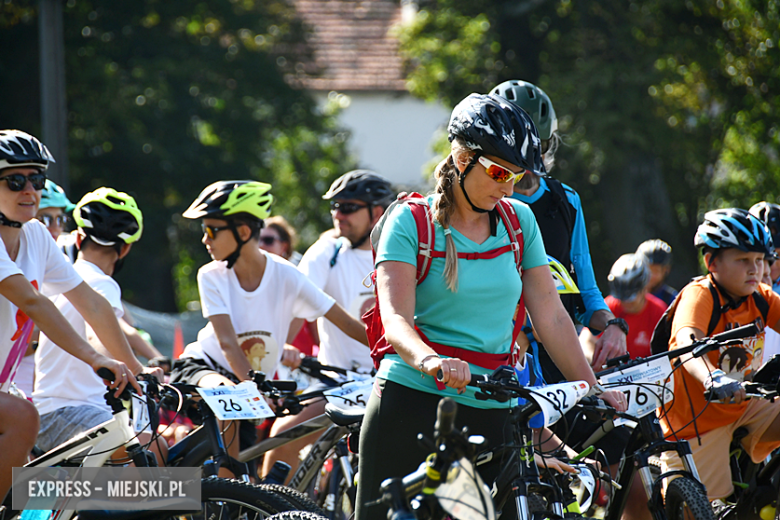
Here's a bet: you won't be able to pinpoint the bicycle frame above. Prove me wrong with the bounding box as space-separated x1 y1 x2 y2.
604 413 701 520
20 408 138 520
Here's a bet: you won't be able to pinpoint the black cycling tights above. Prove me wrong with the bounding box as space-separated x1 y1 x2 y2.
356 379 514 520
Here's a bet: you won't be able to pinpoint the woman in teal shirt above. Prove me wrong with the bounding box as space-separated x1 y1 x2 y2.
355 94 625 520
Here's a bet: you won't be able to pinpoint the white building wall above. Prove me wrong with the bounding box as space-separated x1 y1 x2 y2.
314 91 451 189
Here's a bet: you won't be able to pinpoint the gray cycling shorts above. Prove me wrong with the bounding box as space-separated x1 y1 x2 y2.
37 405 112 453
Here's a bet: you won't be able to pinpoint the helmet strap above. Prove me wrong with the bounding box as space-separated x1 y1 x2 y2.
0 212 22 228
458 154 488 214
225 220 249 269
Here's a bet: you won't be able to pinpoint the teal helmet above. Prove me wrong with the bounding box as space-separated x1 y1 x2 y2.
40 179 75 212
490 80 558 141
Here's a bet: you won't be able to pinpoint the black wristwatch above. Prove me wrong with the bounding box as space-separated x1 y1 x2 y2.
605 317 629 335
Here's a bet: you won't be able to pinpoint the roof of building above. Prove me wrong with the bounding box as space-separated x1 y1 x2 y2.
286 0 408 92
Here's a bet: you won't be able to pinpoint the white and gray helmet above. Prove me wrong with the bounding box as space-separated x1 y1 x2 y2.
0 130 56 171
608 253 650 301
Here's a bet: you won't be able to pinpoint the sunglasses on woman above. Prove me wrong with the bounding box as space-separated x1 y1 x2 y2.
0 172 47 191
37 214 70 228
477 156 526 184
259 235 281 246
202 223 231 240
329 201 368 215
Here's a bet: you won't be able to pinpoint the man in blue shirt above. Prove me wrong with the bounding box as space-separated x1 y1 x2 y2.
491 80 628 382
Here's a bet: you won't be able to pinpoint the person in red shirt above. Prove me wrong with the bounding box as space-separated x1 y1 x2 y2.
581 253 667 360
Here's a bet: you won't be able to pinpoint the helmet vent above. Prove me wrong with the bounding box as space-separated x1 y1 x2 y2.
540 102 548 118
525 86 536 99
505 89 515 101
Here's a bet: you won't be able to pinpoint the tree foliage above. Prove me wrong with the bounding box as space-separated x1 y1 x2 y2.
397 0 780 286
1 0 355 311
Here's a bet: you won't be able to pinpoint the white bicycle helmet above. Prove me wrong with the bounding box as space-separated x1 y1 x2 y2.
608 253 650 301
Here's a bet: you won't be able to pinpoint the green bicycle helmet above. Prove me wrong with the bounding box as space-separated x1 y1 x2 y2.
490 80 558 141
73 187 143 246
183 180 273 268
40 179 75 212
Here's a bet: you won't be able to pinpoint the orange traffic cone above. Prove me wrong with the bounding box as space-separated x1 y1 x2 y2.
172 321 184 359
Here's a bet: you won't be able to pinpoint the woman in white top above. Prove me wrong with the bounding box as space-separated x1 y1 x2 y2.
171 180 367 476
0 130 138 498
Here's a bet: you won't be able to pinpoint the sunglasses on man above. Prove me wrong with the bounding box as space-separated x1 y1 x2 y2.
329 201 368 215
0 172 47 192
259 235 281 246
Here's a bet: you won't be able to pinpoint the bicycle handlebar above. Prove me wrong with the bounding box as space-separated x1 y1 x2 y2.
434 396 457 438
597 323 759 378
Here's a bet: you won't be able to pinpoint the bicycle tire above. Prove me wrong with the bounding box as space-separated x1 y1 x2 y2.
664 477 715 520
265 512 330 520
255 484 327 516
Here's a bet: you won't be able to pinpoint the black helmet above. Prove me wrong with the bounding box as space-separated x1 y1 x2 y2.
448 93 545 176
695 208 774 256
636 239 673 266
749 202 780 248
323 170 394 208
0 130 56 171
608 253 650 301
490 80 558 141
73 187 143 247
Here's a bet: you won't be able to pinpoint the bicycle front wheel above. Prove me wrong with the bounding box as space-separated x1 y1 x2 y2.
664 477 715 520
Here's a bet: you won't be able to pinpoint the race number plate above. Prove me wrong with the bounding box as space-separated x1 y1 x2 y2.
527 381 590 428
131 381 152 434
600 357 674 426
323 378 374 411
197 381 275 421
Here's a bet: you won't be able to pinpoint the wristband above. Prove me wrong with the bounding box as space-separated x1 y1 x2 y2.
605 318 629 336
707 369 727 382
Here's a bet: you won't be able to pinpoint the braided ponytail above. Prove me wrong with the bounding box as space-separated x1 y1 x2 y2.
431 138 470 292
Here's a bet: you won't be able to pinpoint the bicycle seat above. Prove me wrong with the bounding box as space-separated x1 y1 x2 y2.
324 402 364 426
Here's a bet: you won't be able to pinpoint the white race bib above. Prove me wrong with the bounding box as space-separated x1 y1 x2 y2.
527 381 590 428
599 357 674 426
197 381 276 420
323 378 374 411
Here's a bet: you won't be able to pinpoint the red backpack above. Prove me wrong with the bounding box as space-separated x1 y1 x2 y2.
362 193 526 371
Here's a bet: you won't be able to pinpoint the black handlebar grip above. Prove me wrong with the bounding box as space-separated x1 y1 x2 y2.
97 367 116 381
434 397 457 437
711 323 759 342
270 380 298 392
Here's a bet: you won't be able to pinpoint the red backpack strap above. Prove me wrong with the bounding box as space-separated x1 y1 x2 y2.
495 199 526 365
494 199 524 272
405 196 435 285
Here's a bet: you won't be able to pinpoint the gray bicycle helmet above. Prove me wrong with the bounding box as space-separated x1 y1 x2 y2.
749 202 780 249
695 208 773 256
323 170 394 208
608 253 650 301
0 130 56 171
490 80 558 141
636 239 673 267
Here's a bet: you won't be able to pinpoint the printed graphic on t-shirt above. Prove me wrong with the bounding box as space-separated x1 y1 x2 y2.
349 290 375 319
238 330 279 375
0 280 37 389
718 320 765 382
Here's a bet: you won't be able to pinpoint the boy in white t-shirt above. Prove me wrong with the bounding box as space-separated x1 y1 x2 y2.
34 188 163 458
0 130 138 499
171 180 368 477
263 170 392 476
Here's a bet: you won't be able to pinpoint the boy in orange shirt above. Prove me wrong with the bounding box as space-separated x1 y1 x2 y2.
660 208 780 501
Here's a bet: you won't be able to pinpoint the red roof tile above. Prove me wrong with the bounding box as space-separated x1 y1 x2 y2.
286 0 407 92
